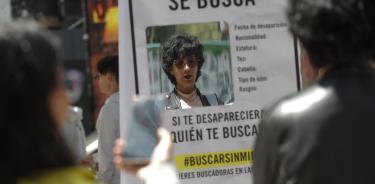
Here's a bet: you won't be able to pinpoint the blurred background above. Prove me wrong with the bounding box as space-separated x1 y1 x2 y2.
146 22 234 104
1 0 119 135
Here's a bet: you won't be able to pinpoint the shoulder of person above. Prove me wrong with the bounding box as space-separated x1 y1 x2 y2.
164 90 180 110
18 167 98 184
203 93 221 106
261 84 331 131
106 92 119 104
66 106 83 125
102 93 120 111
164 90 175 99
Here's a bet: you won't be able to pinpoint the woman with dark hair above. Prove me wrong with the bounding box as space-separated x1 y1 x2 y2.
95 55 120 184
161 34 221 109
0 21 97 184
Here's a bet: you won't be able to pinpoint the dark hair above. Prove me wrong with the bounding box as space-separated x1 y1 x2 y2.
97 55 119 82
287 0 375 67
161 34 205 85
0 21 74 183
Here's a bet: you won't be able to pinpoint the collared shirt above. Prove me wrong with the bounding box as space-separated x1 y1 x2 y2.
176 89 203 109
96 92 120 184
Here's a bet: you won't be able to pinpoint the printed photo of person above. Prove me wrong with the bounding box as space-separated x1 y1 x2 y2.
161 34 222 109
146 22 233 108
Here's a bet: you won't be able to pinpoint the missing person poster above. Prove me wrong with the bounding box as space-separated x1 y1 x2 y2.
160 104 262 183
119 0 299 183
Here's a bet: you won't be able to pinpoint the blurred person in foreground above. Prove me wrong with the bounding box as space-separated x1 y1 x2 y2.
253 0 375 184
0 21 97 184
95 56 120 184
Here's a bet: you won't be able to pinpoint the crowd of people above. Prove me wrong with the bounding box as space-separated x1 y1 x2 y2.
1 0 374 184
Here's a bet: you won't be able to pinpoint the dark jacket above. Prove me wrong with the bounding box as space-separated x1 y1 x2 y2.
165 88 221 110
254 64 375 184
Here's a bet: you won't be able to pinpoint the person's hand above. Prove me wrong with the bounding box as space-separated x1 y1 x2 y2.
113 138 144 174
137 128 178 184
113 128 178 183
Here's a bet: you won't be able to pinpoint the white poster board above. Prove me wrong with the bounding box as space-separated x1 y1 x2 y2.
119 0 300 183
161 104 261 183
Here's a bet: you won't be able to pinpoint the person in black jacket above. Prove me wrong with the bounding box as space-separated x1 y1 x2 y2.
253 0 375 184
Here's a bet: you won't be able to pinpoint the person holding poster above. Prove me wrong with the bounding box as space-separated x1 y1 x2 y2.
253 0 375 184
161 34 222 109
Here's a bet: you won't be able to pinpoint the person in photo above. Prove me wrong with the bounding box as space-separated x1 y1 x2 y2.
161 34 222 109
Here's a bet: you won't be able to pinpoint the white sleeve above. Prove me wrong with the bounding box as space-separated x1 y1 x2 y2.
97 103 120 184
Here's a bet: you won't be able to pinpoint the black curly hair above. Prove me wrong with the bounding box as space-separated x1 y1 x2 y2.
161 34 205 85
288 0 375 67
